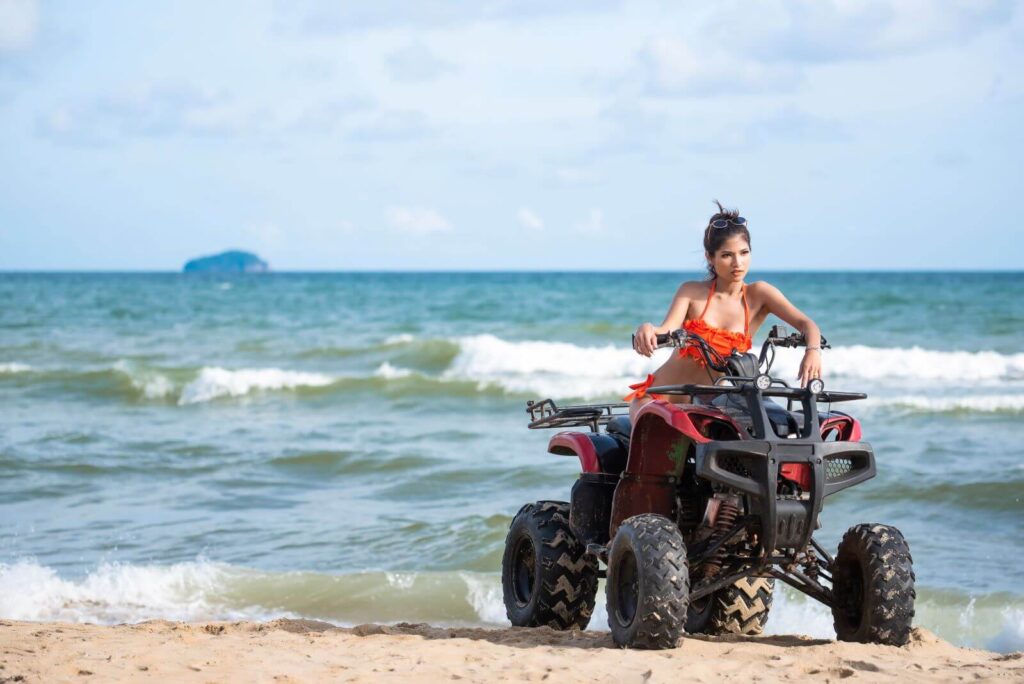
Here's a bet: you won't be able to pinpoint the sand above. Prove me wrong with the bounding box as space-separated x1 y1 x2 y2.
1 619 1020 683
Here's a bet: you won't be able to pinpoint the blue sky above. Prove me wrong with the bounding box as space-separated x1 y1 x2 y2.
1 0 1022 270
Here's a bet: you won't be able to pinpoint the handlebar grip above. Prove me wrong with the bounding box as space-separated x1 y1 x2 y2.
632 332 675 350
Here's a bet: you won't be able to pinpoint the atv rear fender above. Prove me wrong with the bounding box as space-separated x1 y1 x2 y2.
548 431 627 474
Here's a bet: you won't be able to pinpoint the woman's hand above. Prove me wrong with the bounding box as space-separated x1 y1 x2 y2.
797 348 822 387
633 322 658 357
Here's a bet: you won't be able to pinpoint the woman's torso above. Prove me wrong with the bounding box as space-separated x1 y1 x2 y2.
682 280 768 354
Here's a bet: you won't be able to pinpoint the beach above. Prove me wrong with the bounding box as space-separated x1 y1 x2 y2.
3 618 1021 683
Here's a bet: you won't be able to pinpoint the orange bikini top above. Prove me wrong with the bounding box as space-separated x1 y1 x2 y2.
624 281 753 402
680 280 752 365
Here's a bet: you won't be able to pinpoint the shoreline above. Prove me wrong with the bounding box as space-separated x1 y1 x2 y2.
2 619 1020 683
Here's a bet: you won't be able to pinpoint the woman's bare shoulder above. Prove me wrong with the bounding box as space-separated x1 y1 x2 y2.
677 280 711 298
748 280 783 297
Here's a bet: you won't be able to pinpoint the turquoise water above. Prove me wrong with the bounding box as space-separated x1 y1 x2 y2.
1 272 1022 651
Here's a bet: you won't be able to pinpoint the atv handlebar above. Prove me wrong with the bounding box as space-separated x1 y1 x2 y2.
633 324 833 382
634 326 829 355
764 324 830 350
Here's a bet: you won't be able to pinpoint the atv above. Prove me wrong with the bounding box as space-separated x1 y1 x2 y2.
501 325 915 649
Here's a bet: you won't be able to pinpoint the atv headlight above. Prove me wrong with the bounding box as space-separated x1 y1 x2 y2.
754 374 772 390
808 378 824 395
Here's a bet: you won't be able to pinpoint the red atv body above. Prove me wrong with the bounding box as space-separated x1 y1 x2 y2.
502 327 916 649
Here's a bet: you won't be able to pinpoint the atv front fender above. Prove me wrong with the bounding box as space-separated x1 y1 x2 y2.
607 402 715 536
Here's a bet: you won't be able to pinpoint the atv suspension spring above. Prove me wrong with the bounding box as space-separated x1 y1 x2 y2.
703 499 740 578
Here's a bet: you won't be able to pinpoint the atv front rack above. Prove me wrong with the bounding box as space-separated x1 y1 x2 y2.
648 383 867 404
526 399 628 432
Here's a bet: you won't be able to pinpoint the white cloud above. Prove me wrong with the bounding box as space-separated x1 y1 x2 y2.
385 43 456 84
553 166 599 185
349 110 434 142
34 85 252 146
574 208 605 236
279 0 617 34
634 38 800 97
705 0 1015 63
0 0 37 52
517 207 544 230
247 222 284 253
386 206 453 235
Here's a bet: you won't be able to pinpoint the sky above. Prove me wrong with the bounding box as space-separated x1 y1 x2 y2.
1 0 1022 271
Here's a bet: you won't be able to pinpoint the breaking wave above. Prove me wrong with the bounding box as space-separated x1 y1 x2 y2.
1 559 1021 652
177 367 335 405
0 362 32 373
5 338 1023 411
865 394 1024 414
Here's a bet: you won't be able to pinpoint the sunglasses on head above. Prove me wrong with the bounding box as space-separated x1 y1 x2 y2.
710 216 747 229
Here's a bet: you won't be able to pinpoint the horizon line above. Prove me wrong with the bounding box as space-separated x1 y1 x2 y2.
0 268 1022 275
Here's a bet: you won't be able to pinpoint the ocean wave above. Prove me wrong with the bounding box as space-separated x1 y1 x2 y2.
178 367 336 405
865 394 1024 414
2 559 1021 652
8 338 1024 409
768 345 1024 386
0 362 32 373
441 334 655 399
437 335 1024 401
374 362 414 379
0 558 269 624
112 360 176 400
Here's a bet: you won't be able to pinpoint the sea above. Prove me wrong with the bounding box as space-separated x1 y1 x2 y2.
1 272 1022 652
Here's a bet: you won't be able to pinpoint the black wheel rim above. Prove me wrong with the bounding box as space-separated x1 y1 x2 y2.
614 548 639 625
689 594 712 620
840 560 864 630
511 535 536 607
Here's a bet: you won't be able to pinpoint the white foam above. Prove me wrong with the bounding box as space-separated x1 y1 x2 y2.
0 362 31 373
461 573 507 625
867 394 1024 413
987 608 1024 653
384 333 415 345
0 558 273 624
112 360 176 399
769 345 1024 386
443 334 660 399
385 572 416 590
438 336 1024 401
375 362 414 379
764 586 836 639
178 367 335 404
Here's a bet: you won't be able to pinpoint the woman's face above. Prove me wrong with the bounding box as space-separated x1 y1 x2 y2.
707 235 751 282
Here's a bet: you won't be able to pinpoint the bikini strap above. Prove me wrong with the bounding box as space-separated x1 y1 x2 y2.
697 280 716 320
742 284 750 338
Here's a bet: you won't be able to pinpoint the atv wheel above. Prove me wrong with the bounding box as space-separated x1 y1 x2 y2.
686 577 775 636
606 514 689 649
501 501 597 630
831 523 916 646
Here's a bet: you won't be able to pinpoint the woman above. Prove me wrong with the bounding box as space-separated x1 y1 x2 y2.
625 202 823 421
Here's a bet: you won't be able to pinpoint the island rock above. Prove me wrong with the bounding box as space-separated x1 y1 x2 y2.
183 250 269 273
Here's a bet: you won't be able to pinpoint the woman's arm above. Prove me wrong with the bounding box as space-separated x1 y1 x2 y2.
633 282 694 357
755 282 822 386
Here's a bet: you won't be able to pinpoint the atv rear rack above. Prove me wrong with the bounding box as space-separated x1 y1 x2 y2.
526 399 628 432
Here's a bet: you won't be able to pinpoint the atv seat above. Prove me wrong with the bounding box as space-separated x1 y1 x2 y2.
607 415 632 441
710 394 800 438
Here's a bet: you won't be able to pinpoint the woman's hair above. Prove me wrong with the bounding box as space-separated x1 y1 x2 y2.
702 199 751 279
